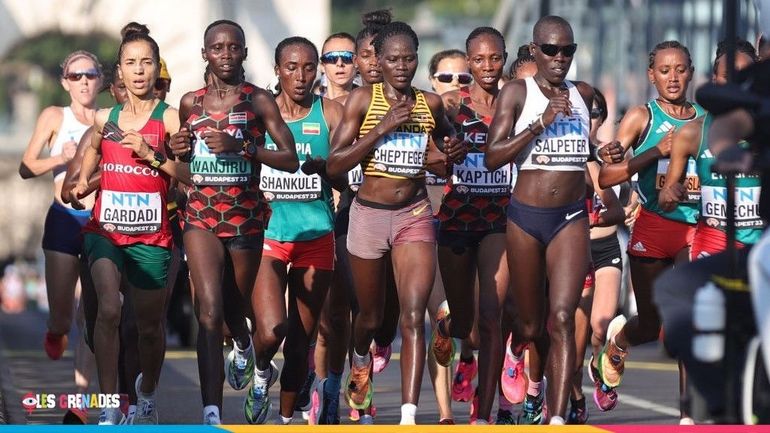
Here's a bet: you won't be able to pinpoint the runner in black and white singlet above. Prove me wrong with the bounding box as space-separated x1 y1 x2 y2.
486 16 594 424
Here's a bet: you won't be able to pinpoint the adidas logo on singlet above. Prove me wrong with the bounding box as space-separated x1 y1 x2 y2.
655 121 674 134
700 149 713 159
632 241 647 252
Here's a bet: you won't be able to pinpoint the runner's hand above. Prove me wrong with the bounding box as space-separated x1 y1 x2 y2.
376 100 413 135
69 181 89 210
121 130 153 160
169 127 193 157
301 155 326 175
658 183 686 212
61 140 77 163
598 141 624 164
443 136 467 163
541 89 572 126
202 127 239 154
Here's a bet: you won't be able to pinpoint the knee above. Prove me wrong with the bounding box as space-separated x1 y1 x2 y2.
399 307 424 332
255 319 287 349
355 310 383 334
477 307 501 336
96 300 122 329
517 318 543 342
548 308 575 336
196 308 223 333
591 316 610 342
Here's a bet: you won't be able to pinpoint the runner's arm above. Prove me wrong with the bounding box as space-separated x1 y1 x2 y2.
659 119 702 212
587 161 624 227
19 106 63 178
253 89 299 173
485 80 531 171
598 106 657 188
316 98 349 192
61 126 101 203
327 87 384 177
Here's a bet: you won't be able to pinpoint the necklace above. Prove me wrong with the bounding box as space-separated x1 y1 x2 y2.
655 97 693 118
212 82 242 97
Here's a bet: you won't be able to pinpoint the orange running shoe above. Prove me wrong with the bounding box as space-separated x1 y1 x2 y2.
344 357 373 410
44 332 67 360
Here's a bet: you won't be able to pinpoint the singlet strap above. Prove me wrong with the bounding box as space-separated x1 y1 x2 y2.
108 104 123 124
150 100 169 120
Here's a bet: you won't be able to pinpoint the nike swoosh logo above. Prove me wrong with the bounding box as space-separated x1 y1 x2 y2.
412 203 430 216
190 116 210 127
565 210 584 220
462 119 482 127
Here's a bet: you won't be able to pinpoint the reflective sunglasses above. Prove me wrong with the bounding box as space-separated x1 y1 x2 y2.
320 51 355 65
535 43 578 57
590 107 604 119
433 72 473 85
65 70 100 81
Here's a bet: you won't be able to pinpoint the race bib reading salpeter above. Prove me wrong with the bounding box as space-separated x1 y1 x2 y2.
451 153 511 195
99 190 162 234
530 115 589 168
190 137 252 186
371 132 428 177
701 186 764 229
260 167 322 202
656 158 701 202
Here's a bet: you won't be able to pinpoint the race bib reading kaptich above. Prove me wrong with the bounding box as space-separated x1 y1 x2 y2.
451 152 511 195
371 131 428 177
99 190 162 234
190 130 252 186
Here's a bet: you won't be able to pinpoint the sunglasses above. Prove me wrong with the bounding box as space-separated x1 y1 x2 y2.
320 51 354 65
590 107 604 119
65 70 100 81
535 43 578 57
433 72 473 85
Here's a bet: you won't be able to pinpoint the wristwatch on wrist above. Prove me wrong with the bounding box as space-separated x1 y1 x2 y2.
149 150 167 168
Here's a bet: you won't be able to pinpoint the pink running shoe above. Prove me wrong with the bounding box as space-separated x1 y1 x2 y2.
468 390 492 425
451 357 477 402
371 343 392 374
308 389 320 425
501 336 528 404
588 355 618 412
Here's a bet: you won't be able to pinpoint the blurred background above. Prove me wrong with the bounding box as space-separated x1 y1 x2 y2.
0 0 763 313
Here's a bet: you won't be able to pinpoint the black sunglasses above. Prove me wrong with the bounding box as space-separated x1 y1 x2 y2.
65 70 100 81
433 72 473 85
535 43 578 57
590 107 604 119
320 51 354 65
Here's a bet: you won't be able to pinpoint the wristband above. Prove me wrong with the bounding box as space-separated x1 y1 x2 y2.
537 113 546 130
149 150 167 169
239 139 257 160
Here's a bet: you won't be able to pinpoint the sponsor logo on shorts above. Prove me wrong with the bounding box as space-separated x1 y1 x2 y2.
632 241 646 252
411 203 429 216
612 257 621 264
263 243 272 251
697 251 711 259
565 210 584 220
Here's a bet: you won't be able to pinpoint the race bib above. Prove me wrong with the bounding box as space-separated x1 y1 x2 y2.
347 165 363 192
370 132 428 178
190 138 252 186
701 186 764 229
451 153 511 195
530 115 589 168
655 158 700 202
260 167 322 202
99 190 162 234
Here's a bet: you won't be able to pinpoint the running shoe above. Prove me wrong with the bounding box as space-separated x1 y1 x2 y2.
371 342 392 374
98 408 124 425
452 356 477 402
468 390 492 425
501 337 528 404
438 418 455 424
225 336 255 390
203 409 221 425
588 356 618 411
349 408 360 422
680 417 695 425
133 373 158 424
44 332 67 360
344 358 373 410
599 315 628 387
295 369 316 411
518 385 546 425
496 409 516 425
431 305 456 367
567 398 588 424
315 378 341 425
244 361 279 424
62 407 87 424
360 414 374 424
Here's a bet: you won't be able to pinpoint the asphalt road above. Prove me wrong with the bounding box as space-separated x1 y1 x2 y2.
0 309 681 425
